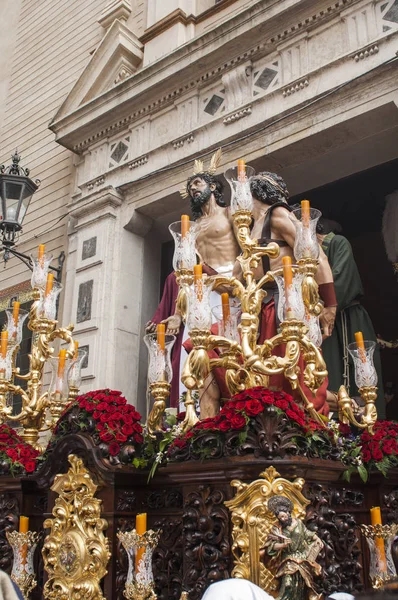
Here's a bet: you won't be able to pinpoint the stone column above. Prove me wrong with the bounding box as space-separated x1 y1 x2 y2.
64 185 150 412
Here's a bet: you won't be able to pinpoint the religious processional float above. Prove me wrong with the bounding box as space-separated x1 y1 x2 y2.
0 155 397 600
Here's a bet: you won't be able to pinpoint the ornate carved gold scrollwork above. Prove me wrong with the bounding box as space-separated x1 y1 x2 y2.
225 466 310 595
42 455 111 600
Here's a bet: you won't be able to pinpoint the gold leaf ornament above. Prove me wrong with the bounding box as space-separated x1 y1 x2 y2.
42 455 111 600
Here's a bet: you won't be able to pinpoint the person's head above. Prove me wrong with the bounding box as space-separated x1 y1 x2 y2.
201 578 274 600
185 172 225 220
250 172 289 205
267 495 294 527
316 216 343 235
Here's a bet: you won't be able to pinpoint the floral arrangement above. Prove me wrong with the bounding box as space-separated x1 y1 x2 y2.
52 389 144 464
167 387 334 462
335 420 398 482
0 424 40 475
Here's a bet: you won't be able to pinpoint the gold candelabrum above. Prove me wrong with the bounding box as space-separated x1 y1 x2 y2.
179 207 327 427
145 170 378 434
0 256 85 451
337 339 379 434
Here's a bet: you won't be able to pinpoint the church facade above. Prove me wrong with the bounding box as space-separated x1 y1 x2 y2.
0 0 397 414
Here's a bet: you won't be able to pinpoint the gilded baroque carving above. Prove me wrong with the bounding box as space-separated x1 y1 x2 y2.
225 466 311 594
42 455 111 600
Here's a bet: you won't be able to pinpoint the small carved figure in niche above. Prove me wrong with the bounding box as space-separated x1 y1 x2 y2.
261 495 323 600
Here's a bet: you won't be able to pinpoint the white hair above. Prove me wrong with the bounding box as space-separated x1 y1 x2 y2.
327 593 355 600
382 190 398 262
201 579 274 600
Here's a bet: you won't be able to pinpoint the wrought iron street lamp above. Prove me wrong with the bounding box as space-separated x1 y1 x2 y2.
0 151 64 279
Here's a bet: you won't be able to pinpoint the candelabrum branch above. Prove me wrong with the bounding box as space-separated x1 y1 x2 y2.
338 385 377 434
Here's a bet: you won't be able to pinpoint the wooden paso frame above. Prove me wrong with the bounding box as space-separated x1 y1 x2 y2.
1 431 398 600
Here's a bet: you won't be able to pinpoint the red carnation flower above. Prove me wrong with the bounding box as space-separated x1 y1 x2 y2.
134 433 143 444
6 448 18 461
275 399 289 411
109 442 120 456
362 449 372 463
260 394 274 405
372 448 383 462
100 431 113 443
223 409 237 420
245 400 264 416
24 460 36 473
121 424 134 436
230 414 246 430
116 432 127 443
219 420 231 432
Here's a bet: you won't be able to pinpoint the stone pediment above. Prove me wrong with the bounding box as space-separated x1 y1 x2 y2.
53 19 143 121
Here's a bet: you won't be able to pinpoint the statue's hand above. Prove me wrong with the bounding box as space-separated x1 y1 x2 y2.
319 305 336 339
162 314 182 335
145 321 157 334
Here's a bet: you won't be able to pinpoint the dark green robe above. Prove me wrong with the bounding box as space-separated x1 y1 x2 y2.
321 233 385 418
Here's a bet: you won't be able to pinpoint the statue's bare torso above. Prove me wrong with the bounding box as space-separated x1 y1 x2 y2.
195 202 240 270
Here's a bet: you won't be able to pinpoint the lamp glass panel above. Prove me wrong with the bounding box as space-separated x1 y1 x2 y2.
19 191 32 223
4 181 23 222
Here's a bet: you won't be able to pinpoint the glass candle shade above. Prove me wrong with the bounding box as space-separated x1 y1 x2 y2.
211 304 241 344
348 340 378 388
144 333 175 385
0 348 13 381
291 207 321 260
186 279 213 331
273 268 305 322
48 356 72 401
304 312 322 347
360 524 398 589
224 165 255 214
5 308 29 346
6 530 39 599
37 281 62 321
30 253 53 289
169 221 199 272
117 529 160 600
67 348 88 389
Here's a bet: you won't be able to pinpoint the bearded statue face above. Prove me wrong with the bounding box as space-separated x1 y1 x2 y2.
276 510 293 527
188 176 214 205
186 172 225 220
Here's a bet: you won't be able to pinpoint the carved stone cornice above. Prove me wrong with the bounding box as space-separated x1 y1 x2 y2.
140 9 196 45
53 0 362 151
98 0 132 30
68 185 123 226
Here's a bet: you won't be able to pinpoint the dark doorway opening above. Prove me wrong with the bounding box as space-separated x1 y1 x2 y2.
291 157 398 419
